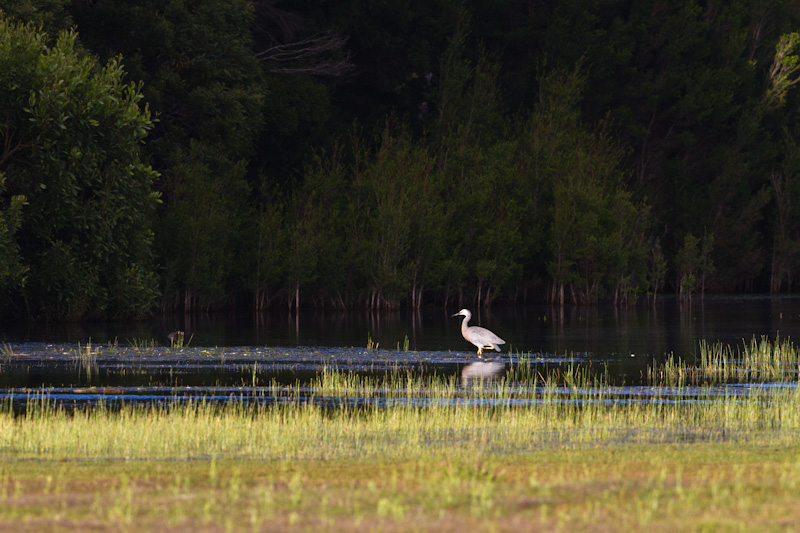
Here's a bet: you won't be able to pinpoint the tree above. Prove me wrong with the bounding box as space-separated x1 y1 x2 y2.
157 142 252 311
765 33 800 109
0 19 159 319
525 65 650 306
251 182 286 310
429 15 525 308
676 231 714 304
365 125 439 308
646 240 668 303
0 172 27 304
282 143 351 310
766 33 800 293
0 0 72 36
71 0 265 310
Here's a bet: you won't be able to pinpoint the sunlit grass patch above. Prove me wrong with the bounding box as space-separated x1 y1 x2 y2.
1 443 800 531
649 336 800 386
1 374 799 463
1 335 800 530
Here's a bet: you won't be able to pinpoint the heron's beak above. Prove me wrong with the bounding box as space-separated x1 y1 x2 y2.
451 313 460 317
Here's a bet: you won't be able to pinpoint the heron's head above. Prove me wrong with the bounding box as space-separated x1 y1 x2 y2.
452 309 471 318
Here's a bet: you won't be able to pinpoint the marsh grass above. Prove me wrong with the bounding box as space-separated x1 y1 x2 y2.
649 336 800 386
127 337 157 349
366 334 378 350
2 336 800 530
70 340 99 382
1 341 13 358
2 383 800 531
398 334 410 351
3 364 800 462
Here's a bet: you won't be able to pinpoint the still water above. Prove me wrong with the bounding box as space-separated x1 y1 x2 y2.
2 295 800 408
7 295 800 354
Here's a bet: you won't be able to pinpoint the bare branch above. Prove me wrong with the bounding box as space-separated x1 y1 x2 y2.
270 55 354 77
256 31 347 61
256 30 353 76
252 0 304 45
251 1 353 77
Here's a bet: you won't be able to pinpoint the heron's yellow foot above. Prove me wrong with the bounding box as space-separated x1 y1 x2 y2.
477 347 483 355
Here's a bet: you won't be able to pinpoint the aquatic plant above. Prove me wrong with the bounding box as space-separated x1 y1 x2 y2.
2 338 800 531
366 334 378 350
70 341 98 382
0 342 13 358
649 336 800 386
127 338 157 349
2 359 799 462
397 335 410 351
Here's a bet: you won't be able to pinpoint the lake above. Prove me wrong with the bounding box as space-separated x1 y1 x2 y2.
8 295 800 352
2 295 800 409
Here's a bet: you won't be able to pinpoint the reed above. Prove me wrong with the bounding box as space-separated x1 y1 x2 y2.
2 368 799 462
127 337 157 348
648 336 800 386
1 341 13 358
2 337 800 530
68 340 99 381
0 396 797 528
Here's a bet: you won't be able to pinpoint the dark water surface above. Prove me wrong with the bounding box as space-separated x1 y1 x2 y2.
8 295 800 353
2 295 800 408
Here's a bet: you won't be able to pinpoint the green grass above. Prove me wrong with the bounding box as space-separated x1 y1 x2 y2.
647 335 800 386
1 336 800 530
3 382 799 462
2 446 800 531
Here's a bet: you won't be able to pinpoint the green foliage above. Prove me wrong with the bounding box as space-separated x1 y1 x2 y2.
284 162 331 308
10 0 800 314
0 18 159 319
157 142 251 310
0 0 71 36
676 231 715 301
646 241 668 300
260 75 332 181
368 126 445 306
251 184 286 310
769 142 800 292
430 21 529 306
0 172 27 301
532 67 651 305
71 0 264 311
765 33 800 110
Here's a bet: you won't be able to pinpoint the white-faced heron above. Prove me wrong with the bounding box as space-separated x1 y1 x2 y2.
452 309 505 355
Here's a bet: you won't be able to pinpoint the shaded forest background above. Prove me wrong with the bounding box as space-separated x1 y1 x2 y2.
2 0 800 320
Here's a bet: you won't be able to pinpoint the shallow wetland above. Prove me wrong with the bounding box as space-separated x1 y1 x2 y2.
2 296 800 531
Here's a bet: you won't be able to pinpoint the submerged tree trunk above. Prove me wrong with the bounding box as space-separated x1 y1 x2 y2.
410 283 424 310
289 283 300 312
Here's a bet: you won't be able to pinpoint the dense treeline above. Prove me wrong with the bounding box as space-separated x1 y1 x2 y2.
1 1 800 319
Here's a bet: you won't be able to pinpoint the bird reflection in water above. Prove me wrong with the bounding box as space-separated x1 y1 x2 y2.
461 361 505 386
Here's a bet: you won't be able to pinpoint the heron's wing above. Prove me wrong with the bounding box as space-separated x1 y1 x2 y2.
471 326 505 344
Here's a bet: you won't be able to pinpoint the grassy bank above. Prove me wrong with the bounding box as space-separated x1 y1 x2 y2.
3 444 800 531
1 337 800 531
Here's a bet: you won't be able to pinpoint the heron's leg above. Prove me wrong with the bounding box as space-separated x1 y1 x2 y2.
477 346 483 355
